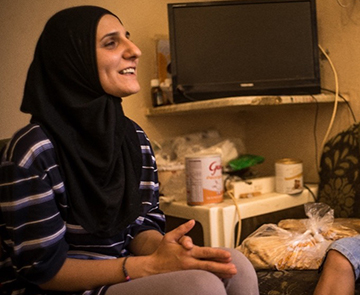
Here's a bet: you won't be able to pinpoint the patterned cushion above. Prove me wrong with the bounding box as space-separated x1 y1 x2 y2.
317 123 360 218
257 269 360 295
257 270 320 295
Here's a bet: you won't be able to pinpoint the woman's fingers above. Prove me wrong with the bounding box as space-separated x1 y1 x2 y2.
191 257 237 277
164 220 195 244
192 246 232 262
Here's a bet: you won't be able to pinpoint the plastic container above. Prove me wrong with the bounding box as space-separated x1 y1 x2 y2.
275 158 303 194
151 79 164 107
160 78 173 104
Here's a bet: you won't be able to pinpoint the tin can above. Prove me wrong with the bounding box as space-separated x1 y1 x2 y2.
275 158 303 194
185 154 223 205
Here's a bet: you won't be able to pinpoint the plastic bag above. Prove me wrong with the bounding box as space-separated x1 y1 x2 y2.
237 203 359 270
154 130 246 201
226 154 265 172
154 130 245 166
278 203 359 241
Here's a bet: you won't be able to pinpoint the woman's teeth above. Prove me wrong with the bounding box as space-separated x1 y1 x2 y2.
120 68 135 74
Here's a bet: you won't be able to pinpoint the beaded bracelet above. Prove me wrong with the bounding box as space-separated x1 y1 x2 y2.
122 256 131 282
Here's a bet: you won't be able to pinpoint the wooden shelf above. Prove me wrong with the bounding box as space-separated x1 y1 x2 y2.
146 93 338 116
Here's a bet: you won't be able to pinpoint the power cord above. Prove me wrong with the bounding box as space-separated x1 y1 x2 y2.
321 88 357 122
312 87 357 173
337 0 352 8
303 184 318 202
224 188 242 247
318 44 340 169
176 85 198 102
310 95 320 174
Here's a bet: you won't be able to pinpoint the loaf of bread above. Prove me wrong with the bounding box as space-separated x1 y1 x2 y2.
238 219 360 270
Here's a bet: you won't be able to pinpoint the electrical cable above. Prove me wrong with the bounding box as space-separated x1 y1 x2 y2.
321 88 357 122
176 86 198 102
225 189 242 247
337 0 352 8
303 184 318 202
318 44 340 168
310 95 321 174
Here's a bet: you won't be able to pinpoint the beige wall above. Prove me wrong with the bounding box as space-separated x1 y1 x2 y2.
1 0 359 183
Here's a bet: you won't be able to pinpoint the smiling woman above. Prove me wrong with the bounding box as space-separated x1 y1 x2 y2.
0 5 259 295
96 14 142 98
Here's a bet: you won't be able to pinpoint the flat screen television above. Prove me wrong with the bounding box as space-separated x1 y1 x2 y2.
167 0 321 104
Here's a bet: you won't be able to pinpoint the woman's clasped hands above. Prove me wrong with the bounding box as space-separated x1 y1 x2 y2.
148 220 238 279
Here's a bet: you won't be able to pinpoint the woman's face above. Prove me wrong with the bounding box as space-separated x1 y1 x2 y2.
96 14 142 97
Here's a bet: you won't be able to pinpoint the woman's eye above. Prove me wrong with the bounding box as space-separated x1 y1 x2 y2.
103 37 118 48
105 41 115 47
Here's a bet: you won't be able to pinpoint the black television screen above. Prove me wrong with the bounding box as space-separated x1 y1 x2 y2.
167 0 321 104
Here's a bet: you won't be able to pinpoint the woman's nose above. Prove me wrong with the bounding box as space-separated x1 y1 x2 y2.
124 40 142 59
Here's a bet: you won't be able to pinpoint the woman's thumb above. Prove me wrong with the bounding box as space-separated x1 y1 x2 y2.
166 219 195 242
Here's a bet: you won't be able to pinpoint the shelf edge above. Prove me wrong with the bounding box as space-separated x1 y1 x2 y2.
146 93 341 116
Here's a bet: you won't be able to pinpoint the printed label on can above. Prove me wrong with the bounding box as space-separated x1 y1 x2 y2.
275 158 303 194
185 154 223 205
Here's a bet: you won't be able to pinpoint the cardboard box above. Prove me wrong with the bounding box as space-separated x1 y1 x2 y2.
231 176 275 198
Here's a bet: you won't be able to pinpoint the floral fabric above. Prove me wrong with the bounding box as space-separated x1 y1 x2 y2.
317 123 360 218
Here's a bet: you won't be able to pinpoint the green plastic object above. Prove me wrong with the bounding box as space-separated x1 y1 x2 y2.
228 154 265 171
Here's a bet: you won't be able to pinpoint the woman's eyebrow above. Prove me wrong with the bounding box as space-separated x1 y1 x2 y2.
100 31 120 41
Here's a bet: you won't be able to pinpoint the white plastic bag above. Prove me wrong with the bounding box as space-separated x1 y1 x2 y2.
238 203 359 270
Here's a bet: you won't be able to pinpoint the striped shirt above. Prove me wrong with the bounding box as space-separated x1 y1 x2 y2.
0 123 165 294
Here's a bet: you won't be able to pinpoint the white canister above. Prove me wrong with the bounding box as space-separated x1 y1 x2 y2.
185 154 223 205
275 158 303 194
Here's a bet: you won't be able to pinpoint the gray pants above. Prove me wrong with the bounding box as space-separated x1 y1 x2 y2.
106 248 259 295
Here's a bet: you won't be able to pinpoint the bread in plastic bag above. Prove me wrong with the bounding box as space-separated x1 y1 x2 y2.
237 203 360 270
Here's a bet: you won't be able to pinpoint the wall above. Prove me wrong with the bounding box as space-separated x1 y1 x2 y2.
1 0 359 184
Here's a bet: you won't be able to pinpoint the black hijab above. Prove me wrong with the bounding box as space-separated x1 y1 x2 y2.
21 6 142 238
